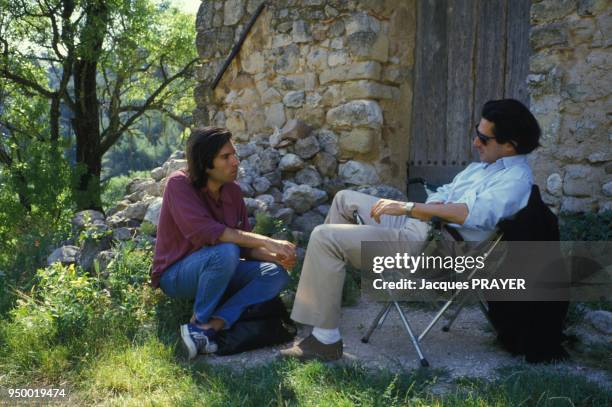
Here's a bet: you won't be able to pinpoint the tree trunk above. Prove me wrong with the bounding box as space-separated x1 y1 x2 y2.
71 2 109 211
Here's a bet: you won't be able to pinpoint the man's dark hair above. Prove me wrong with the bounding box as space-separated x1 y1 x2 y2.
481 99 541 154
186 127 232 189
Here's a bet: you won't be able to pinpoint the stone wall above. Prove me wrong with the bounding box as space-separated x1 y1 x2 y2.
193 0 416 226
528 0 611 213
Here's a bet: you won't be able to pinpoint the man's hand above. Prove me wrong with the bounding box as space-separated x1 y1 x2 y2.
265 239 297 270
370 199 408 223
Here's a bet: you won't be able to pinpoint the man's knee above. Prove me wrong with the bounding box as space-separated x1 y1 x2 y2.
260 263 290 291
211 242 240 271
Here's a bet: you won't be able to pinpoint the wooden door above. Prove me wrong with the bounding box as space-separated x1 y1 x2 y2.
409 0 531 186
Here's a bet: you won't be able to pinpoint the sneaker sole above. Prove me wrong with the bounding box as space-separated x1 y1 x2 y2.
180 324 197 360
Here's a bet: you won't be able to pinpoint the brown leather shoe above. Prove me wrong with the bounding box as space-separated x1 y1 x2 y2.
280 334 343 361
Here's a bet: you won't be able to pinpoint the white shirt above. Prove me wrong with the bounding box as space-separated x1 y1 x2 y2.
425 155 533 241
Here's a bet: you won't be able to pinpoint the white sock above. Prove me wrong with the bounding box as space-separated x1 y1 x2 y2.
312 327 341 344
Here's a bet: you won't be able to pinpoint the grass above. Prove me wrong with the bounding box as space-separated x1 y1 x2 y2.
0 210 611 405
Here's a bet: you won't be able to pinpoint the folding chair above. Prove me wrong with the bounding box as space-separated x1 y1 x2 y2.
354 210 505 367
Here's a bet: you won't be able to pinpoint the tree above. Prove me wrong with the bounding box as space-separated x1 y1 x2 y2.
0 0 197 210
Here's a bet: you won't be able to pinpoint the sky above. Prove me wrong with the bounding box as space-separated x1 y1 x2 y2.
170 0 201 15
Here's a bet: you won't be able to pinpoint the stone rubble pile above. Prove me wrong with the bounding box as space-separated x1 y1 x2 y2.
47 146 406 274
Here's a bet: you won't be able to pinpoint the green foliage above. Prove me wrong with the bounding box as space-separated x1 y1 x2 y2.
559 211 612 241
100 169 151 211
1 0 196 210
252 212 292 240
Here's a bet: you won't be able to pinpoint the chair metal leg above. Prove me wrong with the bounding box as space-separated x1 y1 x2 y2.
393 301 429 367
361 302 392 343
442 292 471 332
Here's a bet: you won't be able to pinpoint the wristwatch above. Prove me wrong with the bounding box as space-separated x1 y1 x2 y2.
404 201 415 217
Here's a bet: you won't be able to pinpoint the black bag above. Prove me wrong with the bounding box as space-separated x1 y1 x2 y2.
215 296 297 356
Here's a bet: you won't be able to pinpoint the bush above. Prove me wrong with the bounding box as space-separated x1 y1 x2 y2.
100 170 152 211
559 211 612 241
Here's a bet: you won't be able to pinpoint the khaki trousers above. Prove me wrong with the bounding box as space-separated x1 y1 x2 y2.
290 190 430 329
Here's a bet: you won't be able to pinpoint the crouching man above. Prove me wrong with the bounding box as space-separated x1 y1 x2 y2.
281 99 541 361
151 127 296 360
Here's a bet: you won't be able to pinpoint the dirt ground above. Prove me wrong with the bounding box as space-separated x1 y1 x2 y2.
204 298 611 389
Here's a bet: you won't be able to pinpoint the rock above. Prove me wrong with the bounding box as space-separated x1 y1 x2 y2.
281 119 312 141
328 19 344 37
306 48 328 71
339 160 380 185
71 210 106 234
315 204 330 217
255 194 275 213
294 135 321 159
292 211 325 234
265 103 286 129
279 153 306 171
602 181 612 197
282 180 298 191
79 233 112 273
123 201 149 221
295 166 323 187
356 185 408 201
348 31 389 63
242 51 264 74
546 173 563 196
283 90 305 108
224 0 244 25
113 227 133 241
560 197 596 213
341 80 396 100
262 87 282 104
94 250 116 275
151 166 165 181
313 128 339 155
263 170 282 187
328 50 348 67
531 0 574 24
144 197 163 226
339 128 379 154
320 61 382 84
273 44 300 74
326 100 383 130
530 23 568 51
283 184 322 214
292 20 312 43
322 178 347 197
563 165 596 197
314 152 338 177
163 159 187 177
253 177 272 194
345 12 380 35
259 148 281 173
47 245 80 266
274 207 295 225
235 142 258 159
584 310 612 335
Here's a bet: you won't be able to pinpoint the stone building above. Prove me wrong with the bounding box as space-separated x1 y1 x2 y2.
192 0 611 226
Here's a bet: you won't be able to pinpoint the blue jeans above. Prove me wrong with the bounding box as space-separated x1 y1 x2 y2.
159 243 289 328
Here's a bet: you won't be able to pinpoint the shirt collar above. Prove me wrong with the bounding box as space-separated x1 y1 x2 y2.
201 183 233 204
484 154 528 170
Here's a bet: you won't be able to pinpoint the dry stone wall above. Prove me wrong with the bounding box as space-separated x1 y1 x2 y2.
193 0 415 225
528 0 611 213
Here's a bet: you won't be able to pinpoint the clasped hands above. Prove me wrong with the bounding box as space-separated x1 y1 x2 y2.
266 238 297 270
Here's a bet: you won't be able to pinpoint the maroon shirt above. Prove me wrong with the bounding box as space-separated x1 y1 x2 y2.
151 170 251 288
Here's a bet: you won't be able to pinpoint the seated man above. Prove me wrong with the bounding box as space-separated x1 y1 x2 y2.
281 99 542 361
151 127 296 360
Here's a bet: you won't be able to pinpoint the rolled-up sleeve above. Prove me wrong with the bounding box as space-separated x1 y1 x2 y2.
456 178 531 230
165 177 226 247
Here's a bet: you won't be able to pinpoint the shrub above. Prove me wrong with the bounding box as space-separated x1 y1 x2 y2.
100 170 152 211
559 211 612 241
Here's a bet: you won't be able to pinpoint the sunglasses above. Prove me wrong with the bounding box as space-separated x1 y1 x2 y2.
474 125 496 145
